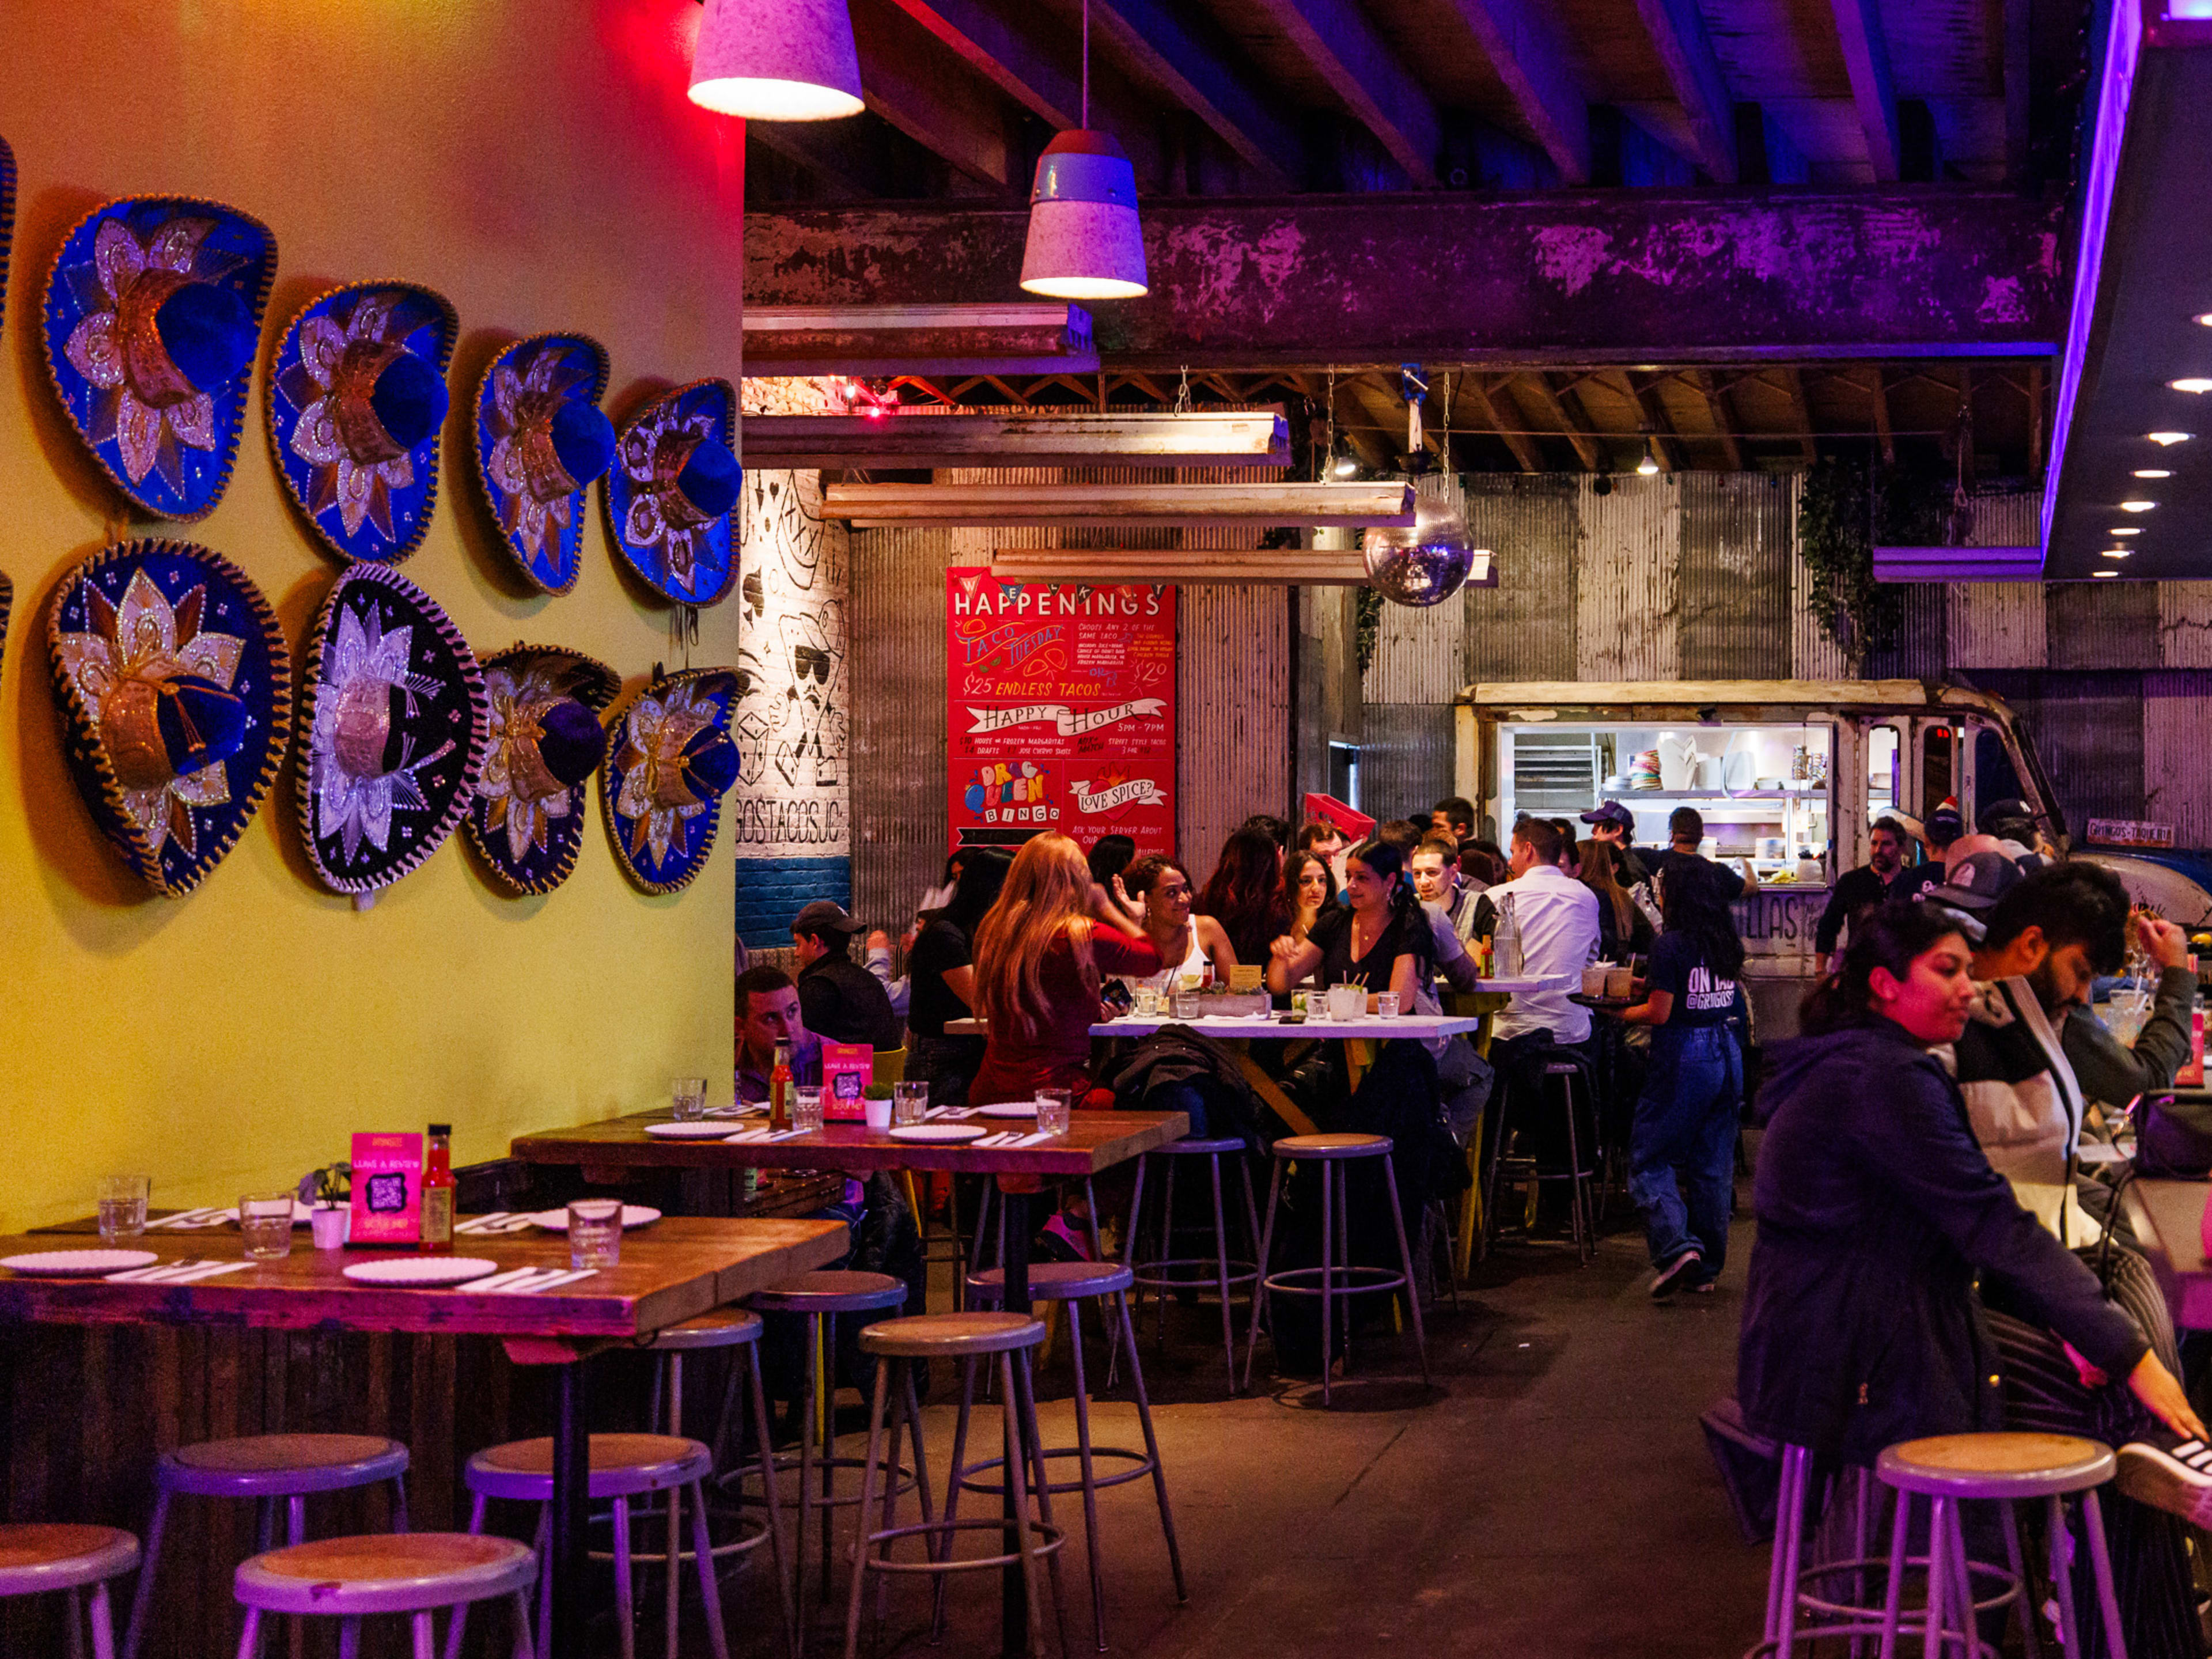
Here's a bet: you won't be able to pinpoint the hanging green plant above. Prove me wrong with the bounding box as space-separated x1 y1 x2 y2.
1797 457 1950 674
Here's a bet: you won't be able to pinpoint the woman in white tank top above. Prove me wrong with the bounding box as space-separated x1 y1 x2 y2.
1118 853 1236 991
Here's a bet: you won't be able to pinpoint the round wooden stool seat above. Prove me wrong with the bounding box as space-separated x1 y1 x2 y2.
967 1260 1134 1302
162 1433 408 1498
1157 1136 1247 1156
1272 1132 1393 1160
858 1312 1046 1359
749 1269 906 1315
1877 1433 2115 1499
647 1306 763 1351
0 1525 139 1596
465 1434 710 1502
234 1532 534 1617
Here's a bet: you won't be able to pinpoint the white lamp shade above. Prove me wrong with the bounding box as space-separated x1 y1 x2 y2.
689 0 865 121
1020 131 1147 300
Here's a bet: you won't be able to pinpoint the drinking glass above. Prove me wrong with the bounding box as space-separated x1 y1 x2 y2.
672 1076 707 1121
1326 983 1365 1021
1375 993 1401 1019
1171 992 1203 1022
893 1081 929 1127
793 1085 825 1134
1131 987 1160 1019
569 1199 624 1270
97 1174 149 1242
1036 1086 1073 1137
238 1192 294 1261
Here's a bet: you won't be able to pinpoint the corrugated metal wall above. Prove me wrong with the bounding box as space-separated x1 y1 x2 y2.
1576 476 1681 681
1679 474 1794 680
1362 475 1468 704
1462 476 1581 680
2145 673 2212 844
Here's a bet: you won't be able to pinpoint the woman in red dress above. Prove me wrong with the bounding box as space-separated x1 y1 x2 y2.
969 831 1160 1106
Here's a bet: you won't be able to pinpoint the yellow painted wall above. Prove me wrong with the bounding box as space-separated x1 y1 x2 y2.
0 0 747 1226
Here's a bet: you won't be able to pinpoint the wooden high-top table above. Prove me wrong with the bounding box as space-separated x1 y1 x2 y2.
2122 1178 2212 1330
0 1216 847 1659
512 1108 1188 1657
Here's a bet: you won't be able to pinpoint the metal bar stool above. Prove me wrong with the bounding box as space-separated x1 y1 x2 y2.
636 1308 797 1659
449 1434 726 1659
1873 1432 2125 1659
0 1524 139 1659
744 1270 929 1650
1243 1132 1429 1406
1122 1137 1262 1392
125 1432 410 1659
1743 1446 1921 1657
1482 1053 1598 1264
234 1533 534 1659
963 1259 1188 1650
838 1313 1065 1659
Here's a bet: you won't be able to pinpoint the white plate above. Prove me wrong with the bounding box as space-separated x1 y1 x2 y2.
525 1206 661 1232
978 1103 1039 1119
341 1257 503 1287
644 1122 738 1139
2 1249 158 1277
887 1123 987 1143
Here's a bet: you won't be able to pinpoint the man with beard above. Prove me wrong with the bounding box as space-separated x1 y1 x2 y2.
1813 816 1912 976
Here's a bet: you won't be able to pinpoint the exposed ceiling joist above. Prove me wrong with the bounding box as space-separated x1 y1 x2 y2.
850 0 1021 187
1624 372 1684 472
1465 377 1544 473
821 480 1416 527
1780 367 1819 464
743 411 1291 469
1687 370 1745 470
1346 376 1431 469
1090 0 1299 188
1438 0 1593 183
1869 369 1895 464
1828 0 1901 182
1250 0 1442 186
1520 374 1607 471
1629 0 1739 183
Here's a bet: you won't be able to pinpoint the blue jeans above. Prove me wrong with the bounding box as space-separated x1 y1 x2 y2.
1150 1080 1210 1138
1627 1024 1741 1278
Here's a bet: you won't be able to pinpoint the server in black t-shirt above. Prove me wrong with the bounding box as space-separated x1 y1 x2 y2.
1619 862 1746 1297
1813 817 1912 975
902 850 1011 1107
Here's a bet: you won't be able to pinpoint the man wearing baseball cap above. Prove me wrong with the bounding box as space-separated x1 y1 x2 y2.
1578 800 1649 885
791 899 900 1050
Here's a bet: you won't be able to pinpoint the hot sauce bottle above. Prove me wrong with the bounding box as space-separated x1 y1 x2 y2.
420 1123 455 1253
770 1043 793 1132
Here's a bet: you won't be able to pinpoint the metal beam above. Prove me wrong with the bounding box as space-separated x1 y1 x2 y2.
1687 370 1744 471
1090 0 1298 189
1248 0 1441 186
743 302 1096 377
1438 0 1593 183
1630 0 1739 183
988 547 1378 584
820 479 1416 527
1828 0 1901 182
749 190 2065 368
742 411 1290 469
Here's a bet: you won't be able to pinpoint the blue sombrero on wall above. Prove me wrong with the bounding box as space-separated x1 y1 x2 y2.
268 282 457 565
464 643 618 895
296 564 488 900
604 380 740 607
474 335 615 595
47 539 290 897
0 137 16 336
41 196 276 521
600 666 741 895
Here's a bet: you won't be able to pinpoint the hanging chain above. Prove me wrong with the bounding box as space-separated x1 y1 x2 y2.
1440 370 1453 474
1175 364 1191 415
1323 365 1338 481
1081 0 1090 129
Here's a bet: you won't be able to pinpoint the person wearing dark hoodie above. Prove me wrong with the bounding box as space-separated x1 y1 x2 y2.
1741 905 2209 1659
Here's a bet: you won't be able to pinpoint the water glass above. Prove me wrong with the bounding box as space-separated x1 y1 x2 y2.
1171 992 1203 1022
1131 987 1161 1018
793 1085 825 1134
893 1081 929 1127
238 1192 295 1261
97 1174 149 1241
1376 993 1402 1019
672 1075 707 1121
569 1199 623 1269
1036 1086 1073 1137
1325 983 1365 1021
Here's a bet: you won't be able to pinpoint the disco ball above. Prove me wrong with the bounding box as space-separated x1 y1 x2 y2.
1363 494 1478 607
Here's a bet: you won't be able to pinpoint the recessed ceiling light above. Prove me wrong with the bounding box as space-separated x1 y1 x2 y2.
2095 571 2120 578
2136 469 2173 478
2172 379 2212 394
2111 527 2143 535
2149 431 2195 445
2121 500 2158 511
2103 548 2131 558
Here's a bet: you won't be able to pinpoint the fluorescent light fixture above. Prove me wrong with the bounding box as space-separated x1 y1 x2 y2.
2111 527 2143 535
2094 570 2120 577
2148 431 2195 445
2102 548 2131 558
2171 379 2212 394
2135 469 2173 478
2120 500 2158 510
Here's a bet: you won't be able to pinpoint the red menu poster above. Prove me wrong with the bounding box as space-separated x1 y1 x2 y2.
947 568 1176 857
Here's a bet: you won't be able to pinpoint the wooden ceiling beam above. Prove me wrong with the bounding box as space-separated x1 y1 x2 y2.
1624 372 1685 472
1687 370 1745 471
1828 0 1902 182
1628 0 1739 183
849 0 1022 189
1520 374 1608 471
1465 377 1544 474
1780 367 1819 464
1090 0 1299 189
1437 0 1593 183
1869 369 1895 465
1247 0 1442 186
1346 375 1431 470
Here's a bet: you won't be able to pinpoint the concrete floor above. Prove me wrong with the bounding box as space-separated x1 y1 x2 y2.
710 1206 1770 1659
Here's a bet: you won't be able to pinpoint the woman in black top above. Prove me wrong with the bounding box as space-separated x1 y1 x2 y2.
1266 838 1431 1007
902 848 1011 1107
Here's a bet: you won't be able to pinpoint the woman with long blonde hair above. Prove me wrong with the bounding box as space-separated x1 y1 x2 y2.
969 832 1159 1104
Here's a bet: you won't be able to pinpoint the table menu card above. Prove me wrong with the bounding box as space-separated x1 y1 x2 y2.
349 1132 423 1245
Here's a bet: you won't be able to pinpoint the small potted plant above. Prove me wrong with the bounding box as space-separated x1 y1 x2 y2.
305 1163 351 1249
861 1081 895 1131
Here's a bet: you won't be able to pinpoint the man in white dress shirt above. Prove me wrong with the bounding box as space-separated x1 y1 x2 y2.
1488 817 1601 1048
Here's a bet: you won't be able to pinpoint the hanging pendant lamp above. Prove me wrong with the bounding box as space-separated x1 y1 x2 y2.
688 0 864 122
1020 1 1147 299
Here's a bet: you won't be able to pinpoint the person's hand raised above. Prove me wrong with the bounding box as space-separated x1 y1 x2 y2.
2137 912 2191 974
